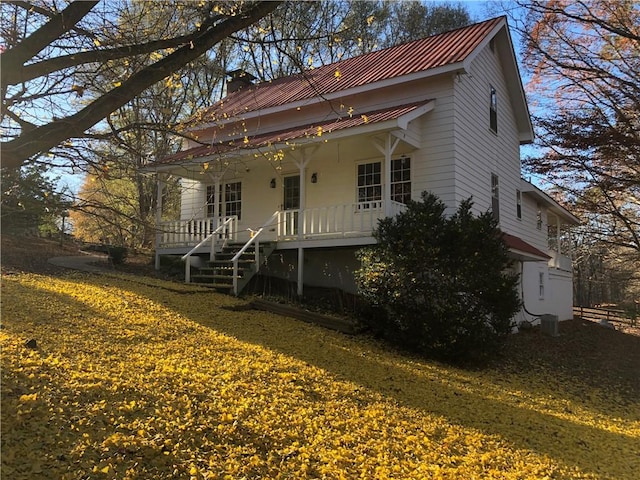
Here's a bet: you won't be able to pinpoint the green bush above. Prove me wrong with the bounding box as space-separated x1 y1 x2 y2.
108 246 128 265
355 192 521 364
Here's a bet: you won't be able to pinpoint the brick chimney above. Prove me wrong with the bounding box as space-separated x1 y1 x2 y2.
226 69 256 94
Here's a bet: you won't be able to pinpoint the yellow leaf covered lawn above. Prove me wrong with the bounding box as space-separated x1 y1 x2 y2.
1 272 638 479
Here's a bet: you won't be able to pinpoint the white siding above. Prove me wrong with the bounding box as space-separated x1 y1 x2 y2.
515 262 573 323
410 78 457 207
519 192 550 253
452 42 522 229
179 179 207 220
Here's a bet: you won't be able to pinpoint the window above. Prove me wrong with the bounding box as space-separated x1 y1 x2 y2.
224 182 242 219
206 185 217 218
391 157 411 204
206 182 242 219
491 174 500 222
489 85 497 133
357 161 382 208
536 204 542 230
539 271 545 299
516 190 522 219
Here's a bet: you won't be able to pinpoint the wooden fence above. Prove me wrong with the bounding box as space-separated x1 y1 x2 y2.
573 305 638 328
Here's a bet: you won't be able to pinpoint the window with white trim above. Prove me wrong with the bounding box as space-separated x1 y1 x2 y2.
489 85 498 133
206 182 242 219
224 182 242 219
539 271 545 299
516 189 522 219
357 161 382 209
536 204 543 230
391 157 411 204
491 173 500 222
206 185 217 218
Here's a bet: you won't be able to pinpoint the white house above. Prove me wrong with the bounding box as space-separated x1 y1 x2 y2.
144 17 579 322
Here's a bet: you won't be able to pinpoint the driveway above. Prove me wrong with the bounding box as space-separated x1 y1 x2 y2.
48 252 109 273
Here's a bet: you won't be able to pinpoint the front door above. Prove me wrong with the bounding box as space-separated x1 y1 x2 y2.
283 175 300 236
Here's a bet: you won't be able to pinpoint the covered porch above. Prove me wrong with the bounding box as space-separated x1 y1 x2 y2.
144 100 432 295
156 199 407 252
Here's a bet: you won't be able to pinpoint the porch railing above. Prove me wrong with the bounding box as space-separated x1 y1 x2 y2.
231 211 279 295
158 201 406 249
277 201 406 240
548 250 572 271
181 216 236 283
159 216 237 247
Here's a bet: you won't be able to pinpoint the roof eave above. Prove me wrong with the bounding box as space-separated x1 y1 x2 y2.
194 64 458 131
520 179 581 225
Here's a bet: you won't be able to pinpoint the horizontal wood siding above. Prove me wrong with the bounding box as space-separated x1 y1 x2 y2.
411 78 456 208
519 192 550 251
179 179 207 220
453 38 521 231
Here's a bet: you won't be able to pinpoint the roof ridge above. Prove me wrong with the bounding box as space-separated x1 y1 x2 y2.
195 16 505 123
241 16 505 89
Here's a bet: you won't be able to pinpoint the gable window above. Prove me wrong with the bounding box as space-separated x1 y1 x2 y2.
536 204 543 230
391 157 411 204
206 182 242 219
489 85 498 133
516 190 522 219
357 161 382 209
491 174 500 222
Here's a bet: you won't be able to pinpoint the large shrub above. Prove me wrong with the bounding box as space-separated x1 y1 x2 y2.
356 192 521 364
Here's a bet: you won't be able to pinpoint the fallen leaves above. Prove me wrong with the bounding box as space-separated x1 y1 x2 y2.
1 272 638 479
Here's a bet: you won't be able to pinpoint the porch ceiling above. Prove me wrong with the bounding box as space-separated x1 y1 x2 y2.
145 99 434 173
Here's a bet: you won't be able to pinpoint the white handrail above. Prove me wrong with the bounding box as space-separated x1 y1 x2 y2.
231 211 279 295
181 217 235 283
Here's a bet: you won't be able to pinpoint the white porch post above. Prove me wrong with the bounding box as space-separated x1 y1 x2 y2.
374 134 401 217
154 174 164 270
298 161 307 240
290 147 317 297
556 216 561 254
297 247 304 297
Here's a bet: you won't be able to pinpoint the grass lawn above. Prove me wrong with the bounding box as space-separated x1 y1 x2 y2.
1 266 639 479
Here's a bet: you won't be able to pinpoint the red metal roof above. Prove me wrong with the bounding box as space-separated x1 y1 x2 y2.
199 17 504 122
503 233 551 261
156 100 431 165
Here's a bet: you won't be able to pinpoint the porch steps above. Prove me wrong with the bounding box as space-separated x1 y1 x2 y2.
189 242 275 294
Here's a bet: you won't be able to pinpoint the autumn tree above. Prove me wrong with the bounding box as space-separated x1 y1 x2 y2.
381 0 472 47
0 0 281 169
231 1 472 80
68 1 226 248
513 0 640 256
1 164 70 234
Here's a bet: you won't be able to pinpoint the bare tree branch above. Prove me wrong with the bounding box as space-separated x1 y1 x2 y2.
1 1 282 169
